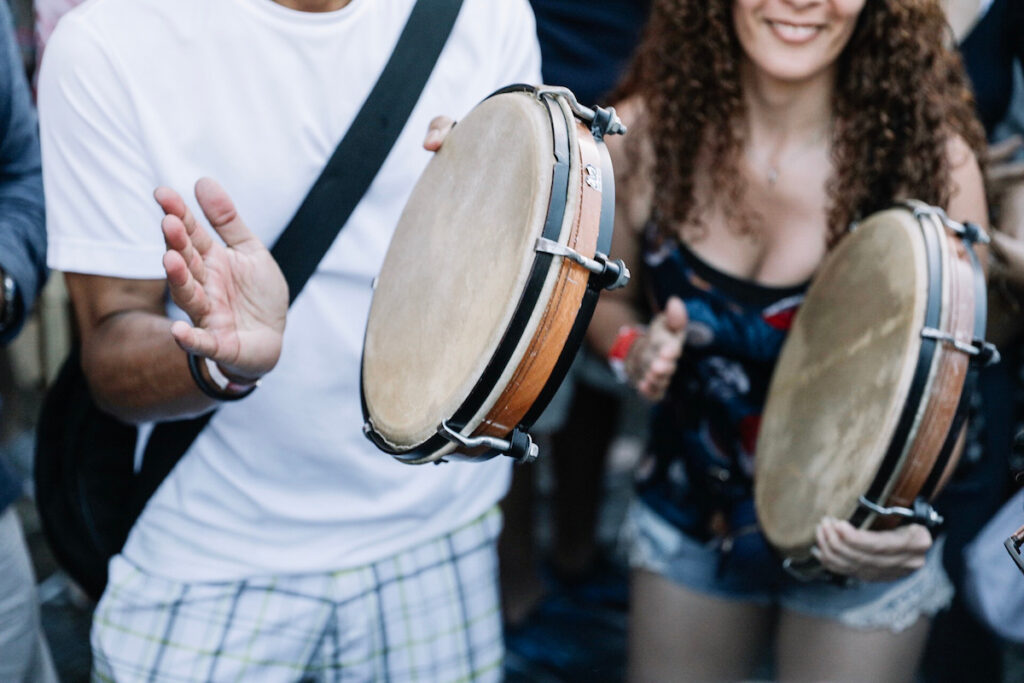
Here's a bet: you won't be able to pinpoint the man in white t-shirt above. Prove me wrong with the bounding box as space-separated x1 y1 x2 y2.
37 0 540 679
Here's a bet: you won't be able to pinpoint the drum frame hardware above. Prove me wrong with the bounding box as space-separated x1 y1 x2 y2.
856 495 944 527
533 86 627 139
920 327 999 365
434 421 538 464
534 237 630 290
1005 527 1024 576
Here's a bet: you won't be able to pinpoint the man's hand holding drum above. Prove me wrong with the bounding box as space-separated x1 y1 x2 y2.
423 116 456 152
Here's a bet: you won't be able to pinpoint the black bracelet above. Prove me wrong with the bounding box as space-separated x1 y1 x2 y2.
187 353 257 401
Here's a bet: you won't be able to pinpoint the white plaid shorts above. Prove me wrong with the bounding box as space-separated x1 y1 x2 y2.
91 508 504 682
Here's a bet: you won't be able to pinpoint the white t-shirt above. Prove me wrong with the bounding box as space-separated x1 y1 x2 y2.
39 0 542 582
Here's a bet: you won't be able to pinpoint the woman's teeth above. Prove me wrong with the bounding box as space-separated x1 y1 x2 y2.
768 21 820 41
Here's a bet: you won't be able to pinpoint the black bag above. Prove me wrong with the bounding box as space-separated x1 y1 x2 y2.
34 0 465 601
35 346 138 598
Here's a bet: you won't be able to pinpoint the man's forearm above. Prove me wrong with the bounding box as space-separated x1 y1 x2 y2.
82 309 219 423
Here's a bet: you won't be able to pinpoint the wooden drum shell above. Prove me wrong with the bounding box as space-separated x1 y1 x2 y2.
872 218 975 526
472 121 603 447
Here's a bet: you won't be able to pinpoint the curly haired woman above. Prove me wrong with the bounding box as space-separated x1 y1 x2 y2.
588 1 988 680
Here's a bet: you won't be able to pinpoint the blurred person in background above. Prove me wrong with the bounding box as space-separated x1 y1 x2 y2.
921 2 1024 681
0 0 53 679
499 4 651 680
32 0 74 62
502 0 651 619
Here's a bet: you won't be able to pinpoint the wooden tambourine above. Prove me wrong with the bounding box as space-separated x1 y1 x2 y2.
754 201 997 579
361 85 628 464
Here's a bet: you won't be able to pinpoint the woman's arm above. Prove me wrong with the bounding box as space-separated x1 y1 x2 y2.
587 101 688 401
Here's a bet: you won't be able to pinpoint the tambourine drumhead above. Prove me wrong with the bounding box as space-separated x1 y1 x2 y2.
754 209 930 556
362 91 580 453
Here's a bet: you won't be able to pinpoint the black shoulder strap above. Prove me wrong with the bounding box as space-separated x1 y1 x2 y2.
272 0 465 304
132 0 465 515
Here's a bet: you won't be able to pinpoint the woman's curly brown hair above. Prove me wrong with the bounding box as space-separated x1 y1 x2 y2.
615 0 986 246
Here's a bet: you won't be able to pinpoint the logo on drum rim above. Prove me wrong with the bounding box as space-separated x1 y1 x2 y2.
584 164 602 192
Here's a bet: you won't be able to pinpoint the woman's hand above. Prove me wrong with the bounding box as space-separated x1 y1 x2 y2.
987 137 1024 239
625 296 688 401
812 517 932 582
986 136 1024 202
156 177 288 384
423 116 456 152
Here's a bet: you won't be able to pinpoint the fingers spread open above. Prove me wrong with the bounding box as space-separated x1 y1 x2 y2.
154 186 187 218
162 214 206 284
194 177 259 252
156 186 215 256
163 250 210 323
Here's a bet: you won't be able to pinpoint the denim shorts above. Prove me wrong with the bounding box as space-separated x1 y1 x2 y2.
622 499 953 632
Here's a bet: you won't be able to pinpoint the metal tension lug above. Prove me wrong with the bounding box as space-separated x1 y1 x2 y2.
781 557 825 583
973 339 1001 367
589 105 627 139
858 496 944 528
533 238 631 291
534 86 627 138
957 220 990 245
907 201 991 245
593 252 631 291
921 328 999 365
1005 535 1024 576
437 421 539 464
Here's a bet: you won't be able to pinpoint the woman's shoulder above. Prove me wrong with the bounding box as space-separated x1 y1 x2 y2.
607 96 656 234
943 132 988 228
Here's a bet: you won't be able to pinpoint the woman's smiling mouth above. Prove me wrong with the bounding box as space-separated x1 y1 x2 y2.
765 19 824 44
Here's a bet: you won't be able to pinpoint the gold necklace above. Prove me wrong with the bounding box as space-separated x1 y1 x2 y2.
761 126 831 188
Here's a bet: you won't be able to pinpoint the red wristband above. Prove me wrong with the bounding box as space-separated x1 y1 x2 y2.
608 325 642 362
608 325 643 382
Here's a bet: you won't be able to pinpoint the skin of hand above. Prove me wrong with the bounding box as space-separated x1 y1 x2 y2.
625 296 687 401
987 136 1024 240
424 116 455 151
156 177 288 383
812 517 932 582
986 135 1024 202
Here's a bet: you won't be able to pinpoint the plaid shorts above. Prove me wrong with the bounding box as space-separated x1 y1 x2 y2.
91 508 503 682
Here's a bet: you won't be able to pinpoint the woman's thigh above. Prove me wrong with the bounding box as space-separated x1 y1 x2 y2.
776 607 930 683
629 568 773 682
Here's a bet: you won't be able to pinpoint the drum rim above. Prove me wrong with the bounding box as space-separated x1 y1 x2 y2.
915 222 987 499
518 113 617 428
360 86 577 459
845 206 944 528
